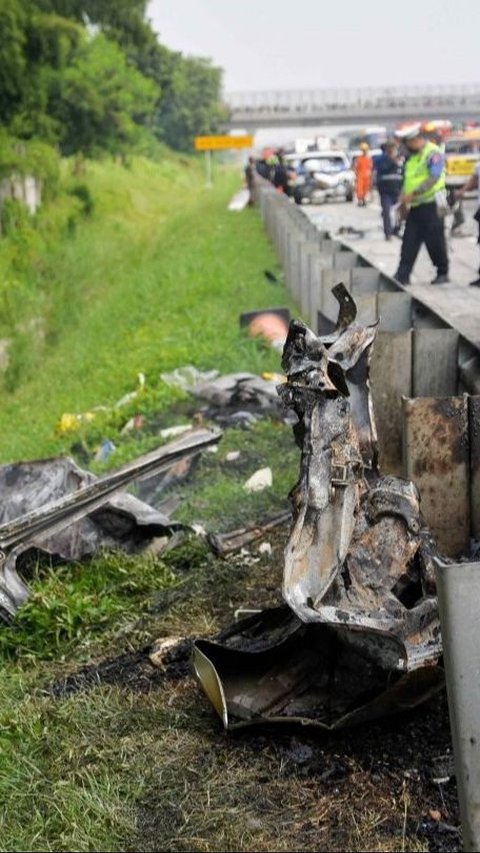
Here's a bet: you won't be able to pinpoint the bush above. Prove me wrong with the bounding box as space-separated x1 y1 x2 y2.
67 183 94 216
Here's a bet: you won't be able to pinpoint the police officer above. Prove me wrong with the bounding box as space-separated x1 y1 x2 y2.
394 124 449 285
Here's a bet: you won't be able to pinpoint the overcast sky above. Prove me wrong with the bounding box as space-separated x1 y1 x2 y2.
147 0 478 94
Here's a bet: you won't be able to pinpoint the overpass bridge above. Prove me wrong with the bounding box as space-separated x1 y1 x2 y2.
225 84 480 130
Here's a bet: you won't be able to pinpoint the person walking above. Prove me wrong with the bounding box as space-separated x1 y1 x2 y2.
376 140 403 239
394 124 449 285
454 161 480 287
354 142 373 206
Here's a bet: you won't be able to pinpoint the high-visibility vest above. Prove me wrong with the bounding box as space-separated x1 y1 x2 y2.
403 141 445 206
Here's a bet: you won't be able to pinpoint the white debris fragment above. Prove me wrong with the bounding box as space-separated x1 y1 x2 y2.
258 542 272 556
225 451 241 462
160 424 192 439
149 636 183 668
243 467 272 493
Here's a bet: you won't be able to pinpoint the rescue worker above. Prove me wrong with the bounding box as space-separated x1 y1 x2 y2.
354 142 373 206
394 124 449 285
376 140 403 239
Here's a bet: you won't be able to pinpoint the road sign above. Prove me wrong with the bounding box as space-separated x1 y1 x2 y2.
194 135 253 151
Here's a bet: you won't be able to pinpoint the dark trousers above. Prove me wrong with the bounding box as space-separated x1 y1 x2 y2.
396 202 448 282
379 191 399 237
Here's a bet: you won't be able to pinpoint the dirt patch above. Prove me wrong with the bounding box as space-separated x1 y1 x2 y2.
50 638 194 698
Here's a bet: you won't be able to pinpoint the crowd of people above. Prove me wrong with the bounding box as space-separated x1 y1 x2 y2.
246 125 480 288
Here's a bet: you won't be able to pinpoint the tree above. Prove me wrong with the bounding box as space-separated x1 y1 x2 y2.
51 32 157 155
153 52 227 152
0 0 28 123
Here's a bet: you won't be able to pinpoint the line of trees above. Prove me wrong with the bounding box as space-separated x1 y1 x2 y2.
0 0 227 155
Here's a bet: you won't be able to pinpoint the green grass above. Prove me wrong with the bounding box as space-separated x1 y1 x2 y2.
0 153 303 852
0 154 296 462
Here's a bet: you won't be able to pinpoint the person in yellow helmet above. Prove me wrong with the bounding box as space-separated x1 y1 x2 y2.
354 142 373 206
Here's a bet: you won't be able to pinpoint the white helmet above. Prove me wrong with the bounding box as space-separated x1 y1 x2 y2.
395 122 423 141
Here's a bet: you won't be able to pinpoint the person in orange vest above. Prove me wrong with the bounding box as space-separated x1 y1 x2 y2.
354 142 373 206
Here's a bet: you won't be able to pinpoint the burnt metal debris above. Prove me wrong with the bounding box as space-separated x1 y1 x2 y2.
194 284 446 730
0 429 221 621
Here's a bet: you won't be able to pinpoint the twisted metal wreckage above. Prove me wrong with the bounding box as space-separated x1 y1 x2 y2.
0 430 221 622
194 284 446 731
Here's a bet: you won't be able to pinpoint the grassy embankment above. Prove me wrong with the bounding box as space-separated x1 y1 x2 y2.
0 154 304 851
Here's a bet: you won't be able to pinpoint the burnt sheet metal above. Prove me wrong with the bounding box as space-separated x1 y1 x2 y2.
0 429 221 621
193 609 444 731
192 373 285 422
195 285 447 729
207 510 291 557
279 298 442 669
402 397 469 558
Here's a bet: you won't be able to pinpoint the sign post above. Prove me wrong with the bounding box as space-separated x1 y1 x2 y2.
194 135 253 187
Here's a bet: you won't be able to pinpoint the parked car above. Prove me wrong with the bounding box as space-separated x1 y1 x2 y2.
287 151 355 205
444 132 480 189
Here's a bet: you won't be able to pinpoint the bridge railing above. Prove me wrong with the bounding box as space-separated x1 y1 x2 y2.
226 84 480 115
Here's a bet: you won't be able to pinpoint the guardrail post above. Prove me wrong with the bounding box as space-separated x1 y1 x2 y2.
435 559 480 853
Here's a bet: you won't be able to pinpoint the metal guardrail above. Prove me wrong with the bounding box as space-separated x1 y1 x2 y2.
255 179 480 851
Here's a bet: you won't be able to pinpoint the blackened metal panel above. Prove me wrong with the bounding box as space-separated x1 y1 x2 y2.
320 268 353 325
402 397 470 557
370 331 412 475
413 329 459 397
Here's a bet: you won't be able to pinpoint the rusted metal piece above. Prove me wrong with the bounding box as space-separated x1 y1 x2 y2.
207 510 291 557
0 429 221 621
402 397 470 558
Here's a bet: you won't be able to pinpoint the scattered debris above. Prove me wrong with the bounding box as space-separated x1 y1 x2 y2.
208 510 290 557
264 269 284 284
225 450 241 463
0 429 221 621
149 636 184 668
228 188 250 211
243 467 272 493
120 414 146 434
159 424 193 440
115 372 145 407
160 365 219 394
94 438 116 462
258 542 272 556
431 753 456 784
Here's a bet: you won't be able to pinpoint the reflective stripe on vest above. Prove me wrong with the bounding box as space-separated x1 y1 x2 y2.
403 141 445 206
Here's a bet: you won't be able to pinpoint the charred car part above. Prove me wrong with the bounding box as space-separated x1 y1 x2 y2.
194 285 445 729
0 429 221 622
